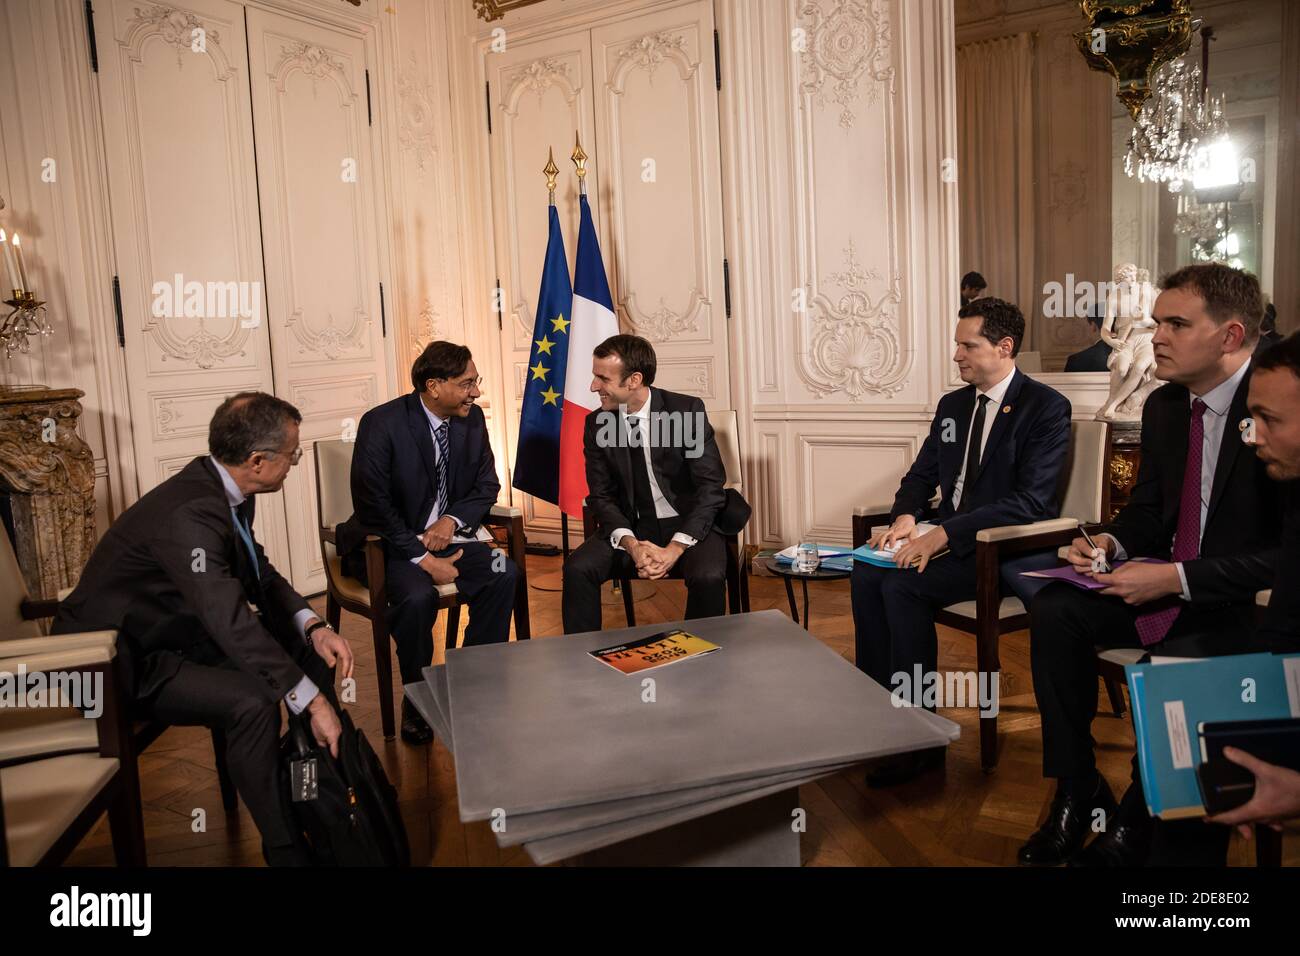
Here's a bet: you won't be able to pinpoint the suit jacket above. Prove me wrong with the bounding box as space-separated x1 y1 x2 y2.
1258 480 1300 652
345 391 500 563
891 369 1072 559
51 456 310 702
583 387 726 544
1103 361 1281 627
1064 340 1113 373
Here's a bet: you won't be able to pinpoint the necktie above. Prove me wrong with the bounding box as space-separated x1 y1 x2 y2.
231 505 259 581
1135 398 1207 646
434 421 449 519
628 417 661 542
958 395 989 513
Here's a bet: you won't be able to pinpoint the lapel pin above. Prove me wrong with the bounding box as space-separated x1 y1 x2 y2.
1002 404 1011 414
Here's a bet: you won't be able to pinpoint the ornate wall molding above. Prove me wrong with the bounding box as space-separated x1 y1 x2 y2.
615 32 694 84
797 0 896 129
286 307 369 358
396 52 439 175
501 57 577 115
799 240 906 400
128 4 222 70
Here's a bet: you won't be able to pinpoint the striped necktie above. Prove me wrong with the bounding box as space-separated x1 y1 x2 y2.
434 420 449 518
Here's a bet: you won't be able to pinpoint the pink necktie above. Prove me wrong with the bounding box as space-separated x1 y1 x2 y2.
1134 399 1207 646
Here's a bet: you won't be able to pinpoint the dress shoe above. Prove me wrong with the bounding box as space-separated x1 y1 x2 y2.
1018 777 1117 866
400 697 434 745
865 746 945 787
1069 784 1153 866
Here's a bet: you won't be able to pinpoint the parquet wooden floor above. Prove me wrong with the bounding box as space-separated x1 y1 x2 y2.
64 555 1299 866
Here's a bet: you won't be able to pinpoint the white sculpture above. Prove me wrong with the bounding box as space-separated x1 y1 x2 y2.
1097 263 1161 422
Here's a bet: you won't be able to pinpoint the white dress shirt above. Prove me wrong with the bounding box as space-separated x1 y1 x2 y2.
950 365 1017 511
410 398 491 565
1109 358 1251 600
210 457 318 714
610 388 698 551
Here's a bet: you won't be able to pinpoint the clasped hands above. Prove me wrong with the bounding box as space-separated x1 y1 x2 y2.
622 536 685 579
417 516 463 585
1064 533 1182 605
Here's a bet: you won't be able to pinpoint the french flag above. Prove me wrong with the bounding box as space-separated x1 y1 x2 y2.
558 194 619 518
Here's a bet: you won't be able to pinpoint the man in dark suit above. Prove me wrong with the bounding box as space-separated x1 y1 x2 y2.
562 334 727 634
1065 312 1113 372
852 298 1072 785
1020 263 1281 867
53 392 353 866
346 341 518 743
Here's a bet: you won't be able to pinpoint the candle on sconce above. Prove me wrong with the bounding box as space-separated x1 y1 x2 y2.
0 228 19 295
11 232 29 295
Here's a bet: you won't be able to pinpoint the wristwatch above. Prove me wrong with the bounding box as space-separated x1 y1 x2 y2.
305 620 334 643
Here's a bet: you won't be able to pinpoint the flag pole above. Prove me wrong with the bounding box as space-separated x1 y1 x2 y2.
544 146 571 562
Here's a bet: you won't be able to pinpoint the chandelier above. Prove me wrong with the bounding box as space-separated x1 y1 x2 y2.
1124 56 1228 191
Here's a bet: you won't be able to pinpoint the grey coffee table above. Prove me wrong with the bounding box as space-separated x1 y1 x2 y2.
407 609 958 866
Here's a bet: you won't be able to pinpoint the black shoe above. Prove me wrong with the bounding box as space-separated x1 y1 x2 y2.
1069 784 1153 867
865 747 946 787
1018 777 1117 866
400 697 434 745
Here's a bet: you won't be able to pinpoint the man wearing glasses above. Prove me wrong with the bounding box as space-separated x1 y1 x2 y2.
54 392 354 866
345 341 519 744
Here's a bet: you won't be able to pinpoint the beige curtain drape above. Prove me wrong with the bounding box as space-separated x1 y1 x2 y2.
957 32 1036 346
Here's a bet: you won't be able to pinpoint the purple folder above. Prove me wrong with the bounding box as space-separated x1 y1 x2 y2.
1019 557 1168 591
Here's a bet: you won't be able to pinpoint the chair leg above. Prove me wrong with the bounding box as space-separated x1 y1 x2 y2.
446 603 462 653
724 539 742 615
325 591 341 632
211 728 238 811
620 578 636 627
975 624 1001 772
1103 676 1127 717
107 777 147 867
740 555 751 612
1256 825 1283 867
370 611 396 741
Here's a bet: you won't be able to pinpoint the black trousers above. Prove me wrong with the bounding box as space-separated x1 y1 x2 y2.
850 553 978 699
144 639 337 862
1029 581 1259 865
384 541 518 685
561 520 726 634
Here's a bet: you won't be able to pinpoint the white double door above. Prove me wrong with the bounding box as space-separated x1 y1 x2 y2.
484 0 733 540
94 0 390 593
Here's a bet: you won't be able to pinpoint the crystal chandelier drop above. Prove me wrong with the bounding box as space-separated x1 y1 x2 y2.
1123 57 1228 192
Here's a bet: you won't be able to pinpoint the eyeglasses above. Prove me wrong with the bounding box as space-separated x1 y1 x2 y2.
258 446 302 464
456 376 483 391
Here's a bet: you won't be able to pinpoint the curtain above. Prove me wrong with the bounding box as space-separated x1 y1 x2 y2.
957 32 1036 347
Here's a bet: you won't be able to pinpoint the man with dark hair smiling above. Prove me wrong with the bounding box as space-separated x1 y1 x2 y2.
562 334 728 634
346 341 519 743
53 391 353 866
852 297 1071 785
1020 263 1282 868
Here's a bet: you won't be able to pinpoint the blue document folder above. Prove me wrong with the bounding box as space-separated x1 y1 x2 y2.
1125 652 1300 818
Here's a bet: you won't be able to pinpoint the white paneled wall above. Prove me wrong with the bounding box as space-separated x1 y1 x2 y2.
1 0 1116 579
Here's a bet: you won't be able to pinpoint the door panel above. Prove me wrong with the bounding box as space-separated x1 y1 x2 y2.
94 0 292 567
246 7 390 593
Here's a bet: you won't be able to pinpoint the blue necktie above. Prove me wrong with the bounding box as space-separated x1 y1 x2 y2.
434 421 449 518
231 506 259 580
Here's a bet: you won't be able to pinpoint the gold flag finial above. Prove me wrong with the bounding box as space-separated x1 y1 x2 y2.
543 147 559 201
571 131 588 185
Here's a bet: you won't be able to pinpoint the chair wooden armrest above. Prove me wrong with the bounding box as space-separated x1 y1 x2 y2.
486 504 523 520
320 525 337 545
19 598 60 621
974 518 1081 559
479 508 531 641
851 507 892 549
0 631 118 660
